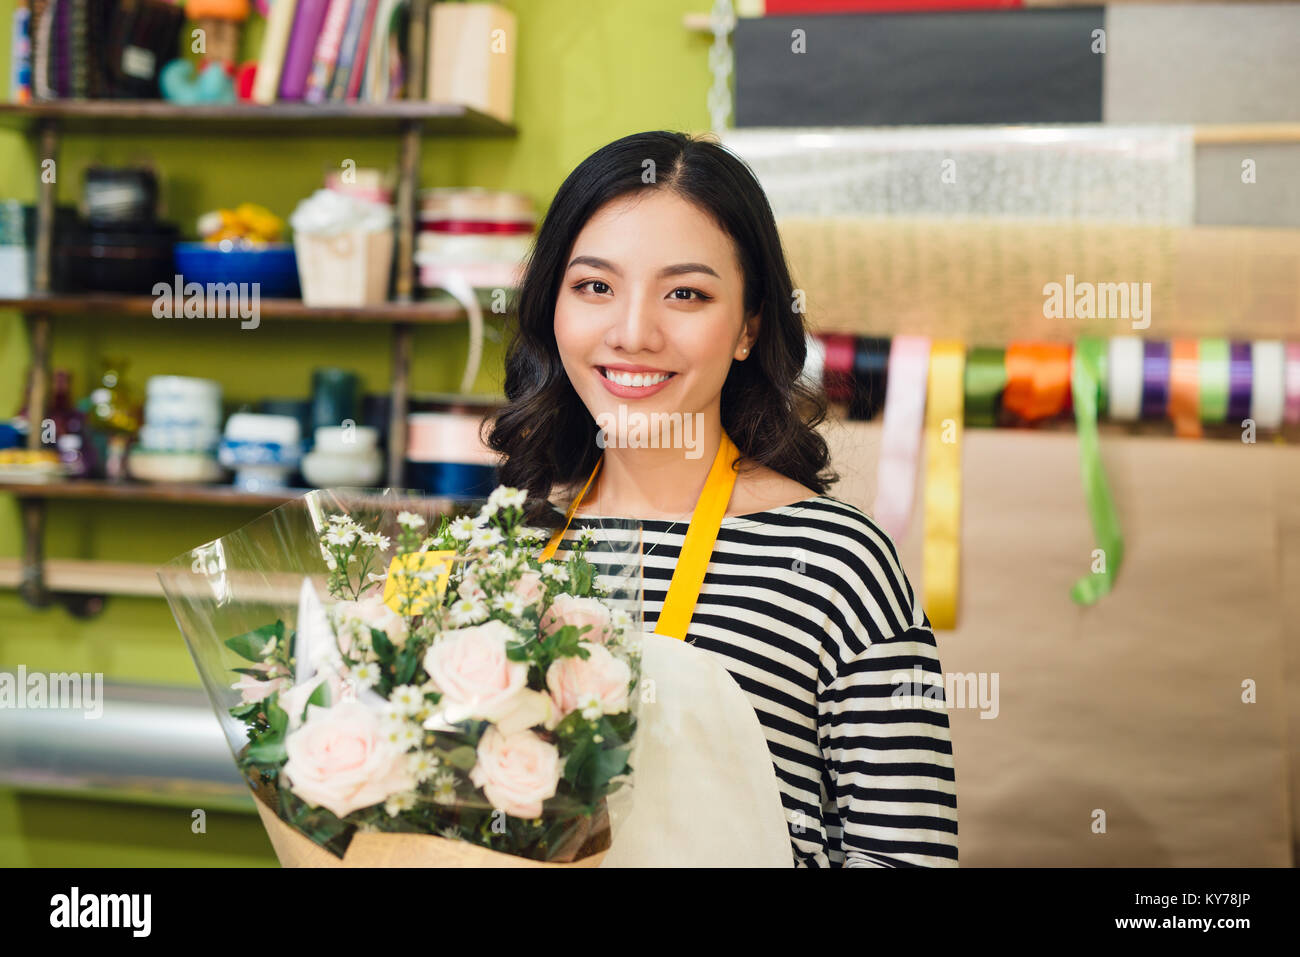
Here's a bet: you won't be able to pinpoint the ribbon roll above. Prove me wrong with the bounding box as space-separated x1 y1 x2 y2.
1107 336 1143 422
963 347 1006 428
1250 340 1285 430
820 333 856 403
1286 343 1300 425
1197 338 1230 424
1227 341 1252 424
848 336 890 421
1167 339 1202 439
1002 342 1073 422
1071 338 1124 605
872 336 930 544
922 341 964 630
1140 340 1171 421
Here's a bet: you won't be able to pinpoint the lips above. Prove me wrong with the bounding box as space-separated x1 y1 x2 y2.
595 365 677 399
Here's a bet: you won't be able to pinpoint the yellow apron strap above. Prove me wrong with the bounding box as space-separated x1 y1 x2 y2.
539 455 603 563
538 429 741 641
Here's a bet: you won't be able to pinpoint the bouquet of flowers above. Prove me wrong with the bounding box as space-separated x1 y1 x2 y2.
158 486 642 866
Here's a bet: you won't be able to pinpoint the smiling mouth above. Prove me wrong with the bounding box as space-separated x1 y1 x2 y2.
597 367 677 388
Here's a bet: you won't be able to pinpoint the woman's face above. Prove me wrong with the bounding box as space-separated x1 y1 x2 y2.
553 190 756 445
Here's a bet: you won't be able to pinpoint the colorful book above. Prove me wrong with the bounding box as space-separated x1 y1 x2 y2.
11 0 32 103
344 0 380 100
303 0 350 103
251 0 301 104
343 0 379 100
327 0 370 101
278 0 331 100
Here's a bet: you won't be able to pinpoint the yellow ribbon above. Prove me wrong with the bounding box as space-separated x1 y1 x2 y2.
922 342 965 631
540 430 740 641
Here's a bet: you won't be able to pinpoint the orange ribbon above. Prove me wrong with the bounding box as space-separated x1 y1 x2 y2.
1168 338 1203 439
1002 342 1074 422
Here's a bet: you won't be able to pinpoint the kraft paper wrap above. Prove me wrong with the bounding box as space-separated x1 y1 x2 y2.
822 420 1296 865
250 780 609 868
778 217 1300 341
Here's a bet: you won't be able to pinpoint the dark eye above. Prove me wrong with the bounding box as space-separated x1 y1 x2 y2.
670 287 712 302
573 279 611 295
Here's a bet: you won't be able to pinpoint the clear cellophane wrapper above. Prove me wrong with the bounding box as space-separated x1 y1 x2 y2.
158 488 643 867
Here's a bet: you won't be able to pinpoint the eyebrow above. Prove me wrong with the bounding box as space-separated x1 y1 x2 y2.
566 255 720 280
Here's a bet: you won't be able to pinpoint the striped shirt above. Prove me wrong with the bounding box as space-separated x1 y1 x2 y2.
551 493 959 868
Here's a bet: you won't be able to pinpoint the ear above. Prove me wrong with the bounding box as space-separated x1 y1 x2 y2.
736 310 761 360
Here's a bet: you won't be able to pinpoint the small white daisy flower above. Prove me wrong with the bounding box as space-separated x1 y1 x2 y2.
325 525 357 547
492 593 525 616
389 684 424 714
397 511 426 530
470 526 504 549
385 791 417 816
449 516 477 541
448 598 487 626
408 751 440 782
352 661 382 688
579 692 603 722
359 531 390 550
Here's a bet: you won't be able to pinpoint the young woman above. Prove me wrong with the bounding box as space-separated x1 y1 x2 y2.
488 130 958 868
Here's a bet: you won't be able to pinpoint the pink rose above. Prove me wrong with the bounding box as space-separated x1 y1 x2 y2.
423 620 531 725
231 663 289 704
283 700 415 819
469 727 562 819
546 642 631 718
513 570 544 606
540 594 613 645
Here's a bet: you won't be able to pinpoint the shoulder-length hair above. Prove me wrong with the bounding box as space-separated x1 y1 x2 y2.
486 130 837 526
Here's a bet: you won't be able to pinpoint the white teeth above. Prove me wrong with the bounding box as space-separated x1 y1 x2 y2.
602 368 673 387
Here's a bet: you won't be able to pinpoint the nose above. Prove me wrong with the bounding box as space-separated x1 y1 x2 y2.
603 285 663 355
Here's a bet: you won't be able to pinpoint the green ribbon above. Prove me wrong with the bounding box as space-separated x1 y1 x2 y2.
1198 338 1229 423
964 347 1007 427
1071 338 1124 605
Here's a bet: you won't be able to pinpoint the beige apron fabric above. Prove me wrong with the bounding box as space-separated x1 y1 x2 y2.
601 633 794 867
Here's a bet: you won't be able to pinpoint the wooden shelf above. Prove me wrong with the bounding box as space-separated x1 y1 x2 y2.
0 558 164 597
0 293 475 324
0 101 516 136
0 479 311 507
0 478 476 509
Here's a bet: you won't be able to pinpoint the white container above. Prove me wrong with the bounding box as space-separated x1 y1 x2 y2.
224 412 301 447
301 449 383 488
294 228 394 306
0 246 31 297
146 375 222 402
313 425 378 454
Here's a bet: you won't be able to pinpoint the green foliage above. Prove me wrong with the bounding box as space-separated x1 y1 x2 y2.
224 620 284 662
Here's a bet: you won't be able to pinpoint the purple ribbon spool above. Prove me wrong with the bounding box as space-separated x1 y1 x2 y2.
1140 340 1171 421
1227 341 1253 423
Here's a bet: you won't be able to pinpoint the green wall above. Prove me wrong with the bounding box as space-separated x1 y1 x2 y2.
0 0 711 865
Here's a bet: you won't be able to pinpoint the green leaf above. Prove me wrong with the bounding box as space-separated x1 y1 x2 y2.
306 680 330 712
224 621 284 662
245 734 287 765
445 745 477 771
229 701 261 721
266 696 289 735
370 626 396 663
394 648 419 685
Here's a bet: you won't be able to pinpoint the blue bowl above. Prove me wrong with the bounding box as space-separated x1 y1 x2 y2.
173 242 301 299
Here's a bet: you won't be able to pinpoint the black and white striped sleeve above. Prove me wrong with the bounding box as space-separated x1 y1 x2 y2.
815 510 960 867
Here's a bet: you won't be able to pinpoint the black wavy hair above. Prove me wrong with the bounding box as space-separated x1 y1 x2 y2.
485 130 837 526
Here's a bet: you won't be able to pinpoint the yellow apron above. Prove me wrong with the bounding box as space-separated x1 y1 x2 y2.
539 430 740 640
